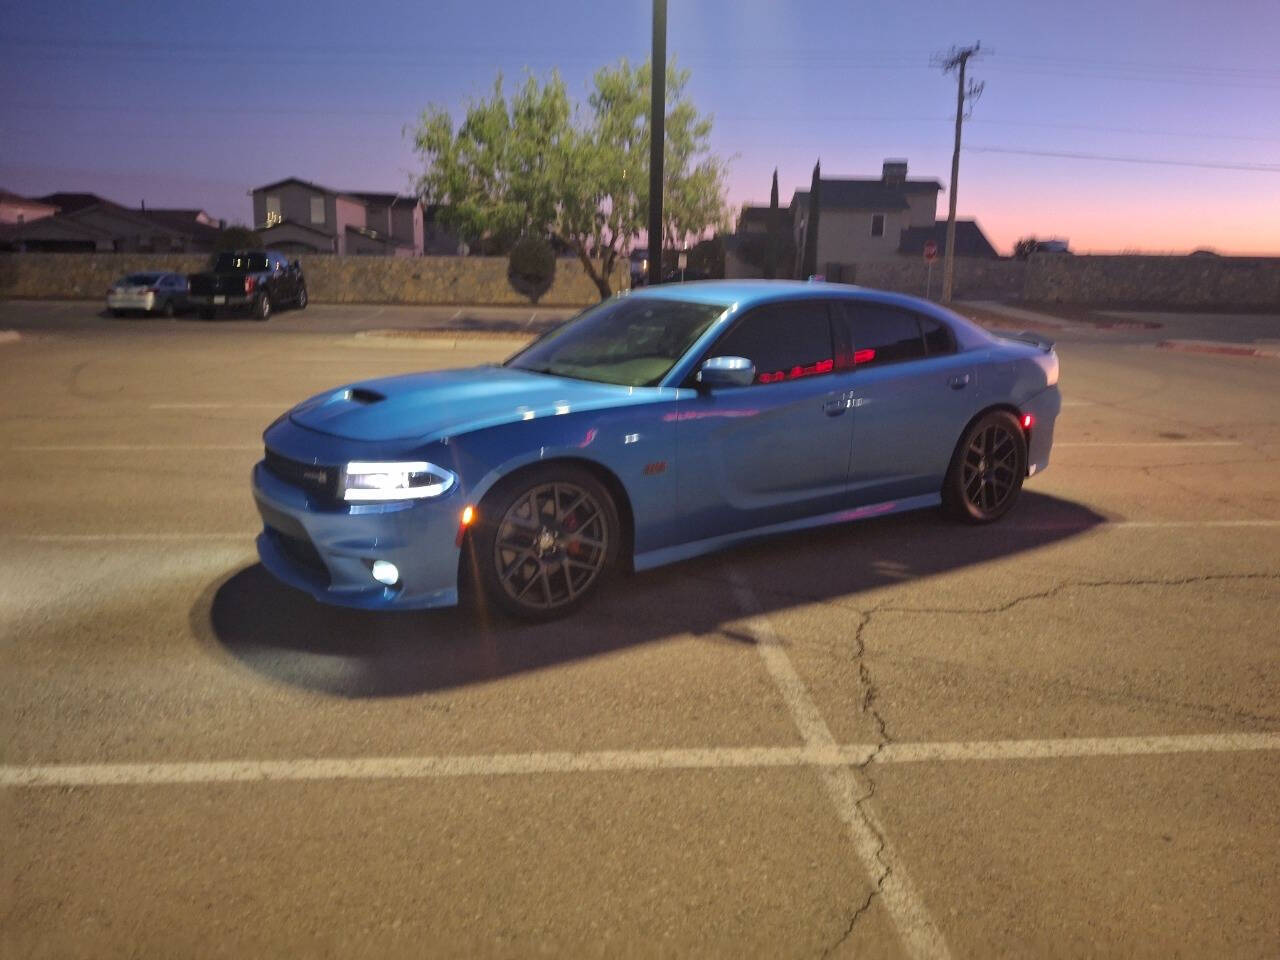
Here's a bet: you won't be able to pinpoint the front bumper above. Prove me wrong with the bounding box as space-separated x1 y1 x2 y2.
252 461 463 610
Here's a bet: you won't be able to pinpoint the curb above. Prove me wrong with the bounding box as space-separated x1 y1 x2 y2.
1157 339 1279 359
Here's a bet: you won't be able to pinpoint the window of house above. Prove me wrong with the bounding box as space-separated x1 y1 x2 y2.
265 195 282 226
710 301 835 385
870 214 885 238
310 196 325 225
841 303 927 367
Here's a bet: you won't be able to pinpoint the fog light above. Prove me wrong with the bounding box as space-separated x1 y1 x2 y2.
370 560 400 586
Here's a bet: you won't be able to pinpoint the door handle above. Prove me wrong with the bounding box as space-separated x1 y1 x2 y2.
949 373 971 390
822 394 849 415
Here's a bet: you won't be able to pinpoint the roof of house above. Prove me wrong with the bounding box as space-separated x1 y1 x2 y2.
791 176 942 214
138 208 222 241
252 177 368 204
737 205 791 231
899 221 999 258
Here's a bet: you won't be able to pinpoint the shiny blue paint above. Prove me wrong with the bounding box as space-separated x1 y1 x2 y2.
250 281 1061 610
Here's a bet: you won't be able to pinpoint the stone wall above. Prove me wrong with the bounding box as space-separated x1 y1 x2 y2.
840 258 1025 301
0 253 629 306
1022 254 1280 310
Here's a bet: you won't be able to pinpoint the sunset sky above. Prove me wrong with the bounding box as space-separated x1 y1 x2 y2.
3 0 1278 255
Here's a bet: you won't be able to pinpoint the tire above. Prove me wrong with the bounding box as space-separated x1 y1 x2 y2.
111 309 125 318
295 286 308 310
941 409 1027 523
253 294 271 321
199 308 215 320
468 464 620 621
161 299 175 318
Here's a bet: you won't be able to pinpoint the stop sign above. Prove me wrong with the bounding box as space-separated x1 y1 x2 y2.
923 240 939 262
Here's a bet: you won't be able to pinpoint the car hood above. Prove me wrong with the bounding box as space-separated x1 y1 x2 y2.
288 365 659 442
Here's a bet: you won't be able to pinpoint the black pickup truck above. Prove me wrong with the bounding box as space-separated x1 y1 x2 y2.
187 250 307 321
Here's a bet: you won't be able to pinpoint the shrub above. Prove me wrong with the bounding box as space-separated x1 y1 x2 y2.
507 236 556 302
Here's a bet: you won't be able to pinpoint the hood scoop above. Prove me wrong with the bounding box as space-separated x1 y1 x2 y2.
345 387 385 405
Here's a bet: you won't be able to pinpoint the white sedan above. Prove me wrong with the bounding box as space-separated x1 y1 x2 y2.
106 272 189 317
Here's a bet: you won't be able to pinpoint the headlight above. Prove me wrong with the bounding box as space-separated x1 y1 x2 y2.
342 461 456 501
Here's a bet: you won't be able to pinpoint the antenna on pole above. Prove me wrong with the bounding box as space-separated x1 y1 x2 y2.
931 42 986 303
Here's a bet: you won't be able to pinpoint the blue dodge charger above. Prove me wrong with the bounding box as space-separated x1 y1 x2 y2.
252 281 1060 619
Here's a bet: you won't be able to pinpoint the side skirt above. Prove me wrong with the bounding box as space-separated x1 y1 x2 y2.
632 492 942 572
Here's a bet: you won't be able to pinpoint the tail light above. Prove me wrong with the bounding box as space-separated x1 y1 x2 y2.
244 276 257 295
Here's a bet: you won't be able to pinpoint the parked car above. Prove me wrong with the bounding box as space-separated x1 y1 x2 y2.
251 281 1061 620
106 272 189 317
187 250 307 321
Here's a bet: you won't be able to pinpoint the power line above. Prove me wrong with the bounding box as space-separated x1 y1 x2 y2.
965 146 1280 173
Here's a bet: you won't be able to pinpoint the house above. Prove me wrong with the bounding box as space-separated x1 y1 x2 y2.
0 189 59 226
0 192 222 252
250 178 452 256
790 159 997 278
725 205 795 279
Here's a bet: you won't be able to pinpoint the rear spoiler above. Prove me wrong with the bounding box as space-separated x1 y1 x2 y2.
992 329 1055 353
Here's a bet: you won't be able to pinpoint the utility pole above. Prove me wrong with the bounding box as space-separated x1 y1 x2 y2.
647 0 667 286
933 43 984 303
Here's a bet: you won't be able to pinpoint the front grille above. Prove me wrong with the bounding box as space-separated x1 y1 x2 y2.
267 528 331 586
264 448 340 503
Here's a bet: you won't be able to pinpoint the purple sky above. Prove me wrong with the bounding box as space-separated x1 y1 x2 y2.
3 0 1278 254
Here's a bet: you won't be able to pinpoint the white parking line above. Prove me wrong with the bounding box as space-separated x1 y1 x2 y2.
149 403 287 410
727 566 952 960
11 533 253 542
1054 441 1242 447
11 445 259 451
5 733 1276 789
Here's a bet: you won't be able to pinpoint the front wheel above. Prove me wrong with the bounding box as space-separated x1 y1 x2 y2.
295 286 308 309
253 294 271 321
942 410 1027 523
469 465 620 621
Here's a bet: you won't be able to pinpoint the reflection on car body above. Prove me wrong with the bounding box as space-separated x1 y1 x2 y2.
251 281 1061 620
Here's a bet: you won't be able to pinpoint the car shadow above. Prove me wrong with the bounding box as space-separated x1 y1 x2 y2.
195 492 1105 699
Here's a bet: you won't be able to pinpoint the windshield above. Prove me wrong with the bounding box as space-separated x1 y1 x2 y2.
505 296 727 387
121 273 163 285
211 253 269 272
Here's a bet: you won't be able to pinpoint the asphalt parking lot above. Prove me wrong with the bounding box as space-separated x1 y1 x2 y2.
2 299 1278 958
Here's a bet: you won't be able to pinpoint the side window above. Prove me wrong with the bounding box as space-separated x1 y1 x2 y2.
870 214 885 238
844 303 927 367
310 196 325 224
711 301 835 385
919 315 956 355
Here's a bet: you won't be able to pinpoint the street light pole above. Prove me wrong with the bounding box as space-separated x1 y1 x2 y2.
647 0 667 287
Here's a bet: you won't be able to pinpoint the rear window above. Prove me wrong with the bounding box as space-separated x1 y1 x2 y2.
211 253 270 272
842 303 927 367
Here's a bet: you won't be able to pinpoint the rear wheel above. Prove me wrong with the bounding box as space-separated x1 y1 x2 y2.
253 294 271 321
470 465 619 621
942 410 1027 523
160 299 175 318
296 286 308 309
199 308 215 320
110 309 125 318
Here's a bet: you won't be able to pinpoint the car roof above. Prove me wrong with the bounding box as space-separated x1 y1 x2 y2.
626 279 924 311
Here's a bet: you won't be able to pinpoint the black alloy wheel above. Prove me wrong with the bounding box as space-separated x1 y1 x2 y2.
942 409 1027 523
296 286 308 309
254 294 271 321
471 465 619 620
161 298 176 318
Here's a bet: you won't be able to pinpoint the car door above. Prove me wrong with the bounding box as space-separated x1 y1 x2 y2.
836 301 982 505
674 299 858 541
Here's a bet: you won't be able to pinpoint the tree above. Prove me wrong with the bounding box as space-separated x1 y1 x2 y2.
1013 237 1038 261
799 160 821 279
412 60 729 299
213 225 262 251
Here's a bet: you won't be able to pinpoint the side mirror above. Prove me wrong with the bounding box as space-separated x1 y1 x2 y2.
697 356 755 389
